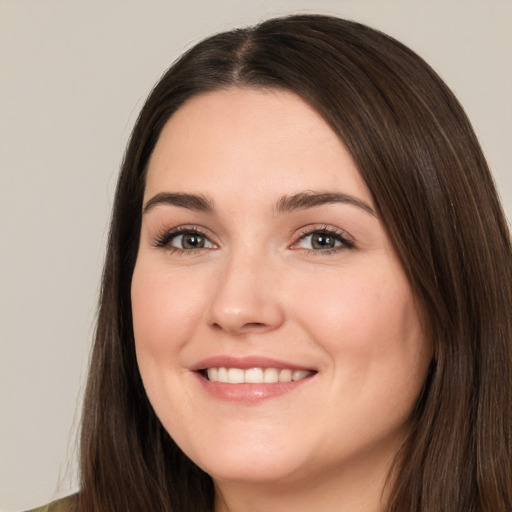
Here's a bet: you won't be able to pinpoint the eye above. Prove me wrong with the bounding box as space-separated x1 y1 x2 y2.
300 232 341 250
292 226 354 252
171 232 214 250
154 227 216 252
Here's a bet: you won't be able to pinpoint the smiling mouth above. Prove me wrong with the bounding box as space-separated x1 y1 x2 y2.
202 367 315 384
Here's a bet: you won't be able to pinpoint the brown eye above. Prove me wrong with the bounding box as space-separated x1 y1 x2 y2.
310 233 337 249
292 228 354 254
170 233 213 250
297 231 346 251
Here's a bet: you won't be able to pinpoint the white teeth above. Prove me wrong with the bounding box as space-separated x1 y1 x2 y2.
205 367 313 384
292 370 311 381
279 369 292 382
263 368 279 383
245 368 263 383
218 367 228 382
227 368 245 383
207 368 218 381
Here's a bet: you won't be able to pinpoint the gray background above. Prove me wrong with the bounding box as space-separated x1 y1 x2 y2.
1 0 511 510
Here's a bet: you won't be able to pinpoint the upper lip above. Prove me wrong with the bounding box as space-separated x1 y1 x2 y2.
190 355 316 372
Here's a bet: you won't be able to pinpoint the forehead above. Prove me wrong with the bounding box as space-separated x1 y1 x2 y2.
144 87 371 205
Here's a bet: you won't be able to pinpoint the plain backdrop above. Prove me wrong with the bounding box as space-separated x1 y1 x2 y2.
1 0 511 510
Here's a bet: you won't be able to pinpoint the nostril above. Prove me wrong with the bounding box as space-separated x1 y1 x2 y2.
244 322 267 330
211 321 270 333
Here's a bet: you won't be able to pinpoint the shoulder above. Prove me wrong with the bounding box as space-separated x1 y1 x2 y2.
24 495 77 512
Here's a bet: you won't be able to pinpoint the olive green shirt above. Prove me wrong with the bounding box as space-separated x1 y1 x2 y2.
25 495 76 512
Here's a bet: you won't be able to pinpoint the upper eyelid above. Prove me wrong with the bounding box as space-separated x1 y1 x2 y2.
153 225 217 248
290 224 356 251
294 224 354 241
156 224 214 236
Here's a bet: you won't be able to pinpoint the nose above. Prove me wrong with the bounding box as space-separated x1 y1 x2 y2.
207 250 285 335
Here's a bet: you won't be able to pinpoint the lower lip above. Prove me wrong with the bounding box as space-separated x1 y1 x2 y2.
194 372 313 402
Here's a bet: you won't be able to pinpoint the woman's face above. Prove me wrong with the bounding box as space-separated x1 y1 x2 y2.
131 88 431 493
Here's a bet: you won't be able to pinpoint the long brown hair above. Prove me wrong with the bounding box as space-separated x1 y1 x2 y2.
78 14 512 511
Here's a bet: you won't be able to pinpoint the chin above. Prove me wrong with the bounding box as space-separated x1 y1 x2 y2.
183 433 310 485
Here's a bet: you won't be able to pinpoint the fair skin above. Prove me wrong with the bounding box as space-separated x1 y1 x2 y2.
131 88 432 512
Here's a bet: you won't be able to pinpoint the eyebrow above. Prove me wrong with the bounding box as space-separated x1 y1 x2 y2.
274 191 377 217
143 190 376 217
143 192 214 213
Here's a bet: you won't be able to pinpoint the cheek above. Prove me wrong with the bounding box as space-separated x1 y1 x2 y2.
131 261 208 356
291 265 430 447
291 263 429 387
130 265 217 449
130 260 212 427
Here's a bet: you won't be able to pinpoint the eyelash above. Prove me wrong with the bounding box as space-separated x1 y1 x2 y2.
293 225 355 254
153 226 213 255
153 225 355 255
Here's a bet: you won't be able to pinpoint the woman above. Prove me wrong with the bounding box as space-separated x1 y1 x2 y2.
31 14 511 512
